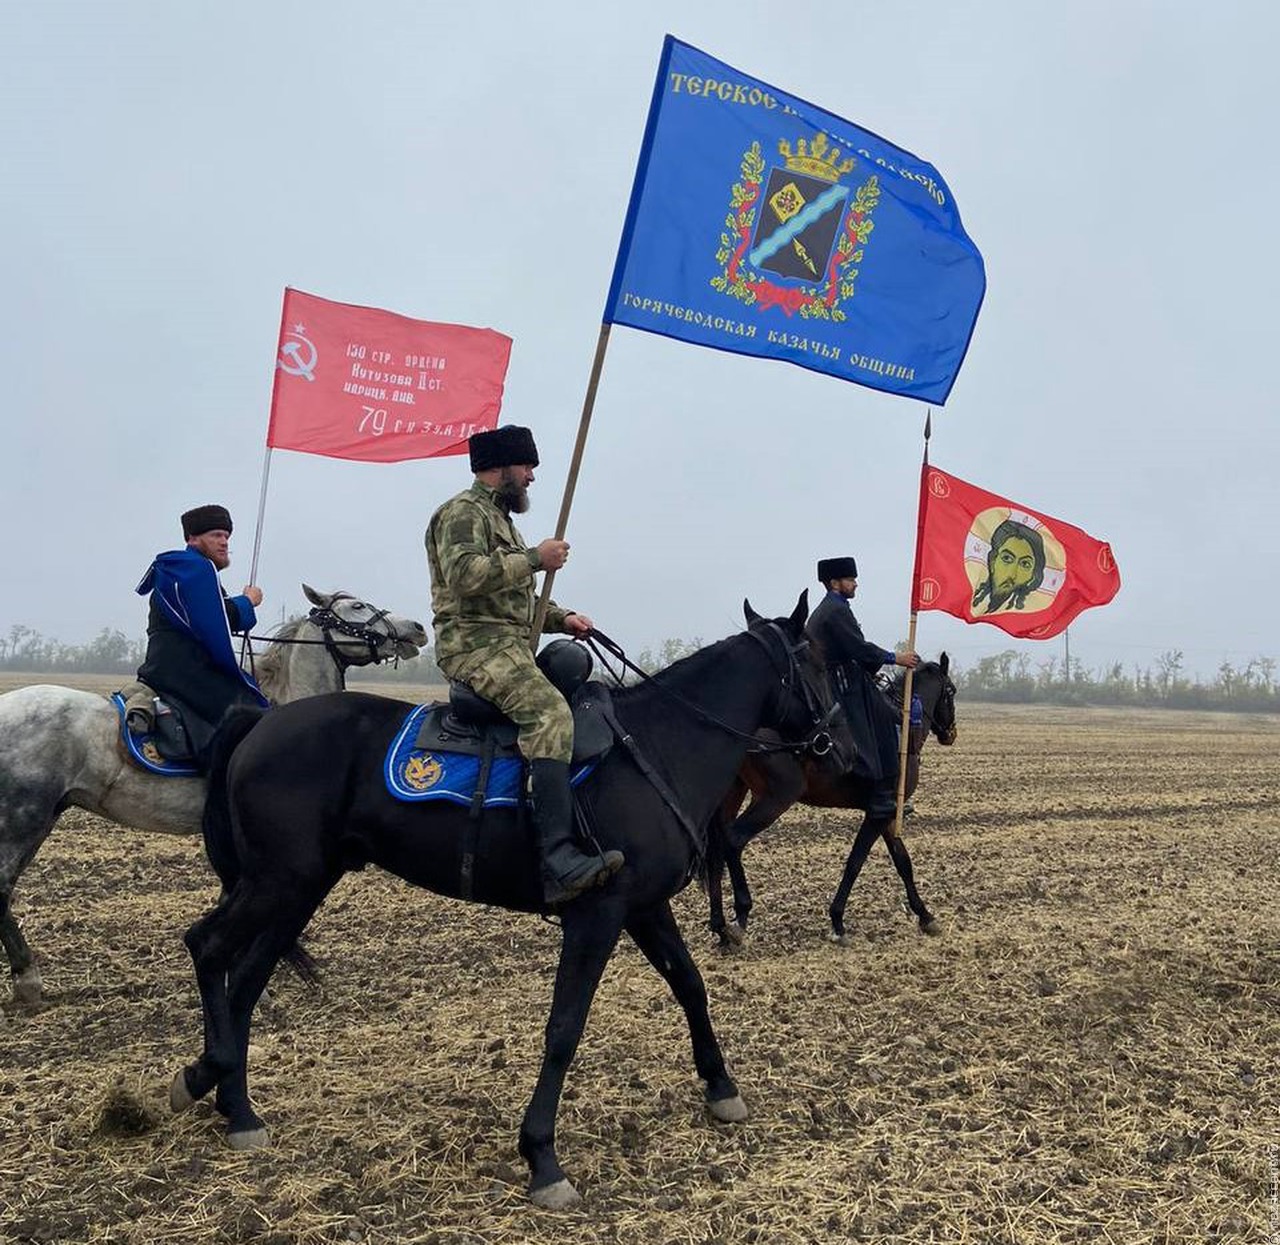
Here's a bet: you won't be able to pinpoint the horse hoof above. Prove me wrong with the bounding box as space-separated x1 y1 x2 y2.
530 1178 581 1210
12 967 42 1008
921 918 944 937
827 932 851 948
721 923 746 948
169 1070 196 1113
227 1126 270 1151
708 1094 748 1123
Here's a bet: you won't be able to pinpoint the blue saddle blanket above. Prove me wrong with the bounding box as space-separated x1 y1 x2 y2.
111 693 199 777
385 704 593 806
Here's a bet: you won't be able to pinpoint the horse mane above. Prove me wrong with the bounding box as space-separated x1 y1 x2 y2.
252 616 310 685
611 634 739 725
878 660 942 708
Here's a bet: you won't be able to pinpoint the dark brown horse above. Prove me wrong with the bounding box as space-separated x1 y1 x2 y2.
707 656 957 945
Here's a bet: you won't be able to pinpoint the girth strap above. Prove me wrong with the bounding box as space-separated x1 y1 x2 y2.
460 738 498 900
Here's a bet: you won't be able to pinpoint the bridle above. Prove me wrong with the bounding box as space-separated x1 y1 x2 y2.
306 597 403 669
883 664 958 746
583 624 839 755
744 623 840 755
246 595 406 671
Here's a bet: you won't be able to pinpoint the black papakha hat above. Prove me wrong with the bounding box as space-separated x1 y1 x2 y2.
469 425 539 472
817 556 858 583
181 504 233 539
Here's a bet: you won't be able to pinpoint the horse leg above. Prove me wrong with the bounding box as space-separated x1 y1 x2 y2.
828 815 886 946
0 889 41 1007
706 783 745 946
884 831 941 935
518 902 624 1209
627 901 746 1123
173 882 307 1146
206 873 335 1136
705 833 732 945
721 789 794 943
724 846 753 939
0 799 62 1007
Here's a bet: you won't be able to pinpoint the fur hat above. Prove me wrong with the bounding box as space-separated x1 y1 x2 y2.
469 425 539 472
817 556 858 583
181 504 233 539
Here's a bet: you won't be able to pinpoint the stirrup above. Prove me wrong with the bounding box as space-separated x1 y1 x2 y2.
544 849 624 907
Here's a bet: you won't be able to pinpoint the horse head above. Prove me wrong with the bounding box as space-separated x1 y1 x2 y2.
916 652 958 746
301 584 429 667
741 591 837 749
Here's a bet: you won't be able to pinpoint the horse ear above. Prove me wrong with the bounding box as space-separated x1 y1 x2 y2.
302 584 332 608
743 598 763 626
940 652 950 675
789 589 809 630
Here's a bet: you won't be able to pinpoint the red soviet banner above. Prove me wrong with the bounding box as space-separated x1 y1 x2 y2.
266 288 513 463
912 465 1120 640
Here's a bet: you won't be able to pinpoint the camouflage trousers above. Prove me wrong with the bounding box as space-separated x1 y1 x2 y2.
440 643 573 763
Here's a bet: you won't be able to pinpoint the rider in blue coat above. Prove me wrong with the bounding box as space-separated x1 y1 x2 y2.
135 504 268 769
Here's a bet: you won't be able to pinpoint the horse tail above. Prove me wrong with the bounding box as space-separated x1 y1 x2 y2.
200 704 266 890
201 704 322 989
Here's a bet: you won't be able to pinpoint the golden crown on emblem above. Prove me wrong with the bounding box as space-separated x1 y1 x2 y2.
778 132 855 183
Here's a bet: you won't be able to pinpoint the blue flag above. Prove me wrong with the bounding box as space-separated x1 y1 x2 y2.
605 37 986 404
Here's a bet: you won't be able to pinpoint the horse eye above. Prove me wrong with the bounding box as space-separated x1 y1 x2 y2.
351 603 368 612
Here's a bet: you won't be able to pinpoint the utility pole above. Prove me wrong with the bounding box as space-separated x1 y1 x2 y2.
1064 627 1071 687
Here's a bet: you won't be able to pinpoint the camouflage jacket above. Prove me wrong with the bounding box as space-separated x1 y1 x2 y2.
426 480 571 673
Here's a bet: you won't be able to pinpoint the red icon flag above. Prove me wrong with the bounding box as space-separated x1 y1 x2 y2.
266 289 513 463
913 465 1120 639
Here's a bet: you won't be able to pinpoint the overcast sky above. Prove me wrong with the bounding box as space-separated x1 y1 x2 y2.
2 1 1276 680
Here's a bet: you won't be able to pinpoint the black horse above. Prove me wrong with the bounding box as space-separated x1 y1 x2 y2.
707 656 957 945
169 596 834 1208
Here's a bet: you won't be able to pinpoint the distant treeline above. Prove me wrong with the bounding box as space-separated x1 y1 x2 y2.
951 648 1279 712
0 626 146 674
2 625 1275 712
0 623 448 684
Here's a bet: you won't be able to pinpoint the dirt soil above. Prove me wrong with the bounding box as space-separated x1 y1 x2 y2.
1 690 1275 1244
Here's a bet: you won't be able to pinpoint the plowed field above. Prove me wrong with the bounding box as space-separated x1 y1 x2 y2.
2 687 1276 1244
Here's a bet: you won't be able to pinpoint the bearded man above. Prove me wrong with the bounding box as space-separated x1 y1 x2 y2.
425 425 623 905
971 518 1047 615
135 504 269 769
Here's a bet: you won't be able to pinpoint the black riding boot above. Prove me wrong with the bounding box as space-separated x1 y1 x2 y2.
529 759 624 906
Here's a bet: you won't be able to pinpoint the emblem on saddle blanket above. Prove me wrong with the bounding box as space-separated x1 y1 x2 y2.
384 703 593 806
111 693 199 777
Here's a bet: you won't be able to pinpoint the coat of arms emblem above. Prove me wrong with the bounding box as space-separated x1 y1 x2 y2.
711 132 880 319
402 753 444 792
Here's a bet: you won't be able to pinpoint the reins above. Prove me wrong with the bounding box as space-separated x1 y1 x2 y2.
581 626 838 756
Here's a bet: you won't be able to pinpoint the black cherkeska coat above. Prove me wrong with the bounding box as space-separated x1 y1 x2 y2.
805 589 899 783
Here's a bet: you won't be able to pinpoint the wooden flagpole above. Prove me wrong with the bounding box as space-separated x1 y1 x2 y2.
238 292 292 666
893 410 931 835
529 322 613 647
237 444 274 666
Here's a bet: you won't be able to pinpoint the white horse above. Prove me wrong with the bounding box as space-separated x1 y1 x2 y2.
0 584 428 1005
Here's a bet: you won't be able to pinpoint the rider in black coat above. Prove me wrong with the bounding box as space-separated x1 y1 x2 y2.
805 556 919 817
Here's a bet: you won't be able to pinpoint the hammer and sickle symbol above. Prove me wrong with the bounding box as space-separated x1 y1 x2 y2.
278 335 318 382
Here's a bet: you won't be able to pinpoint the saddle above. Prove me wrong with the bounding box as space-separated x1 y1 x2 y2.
411 645 616 769
385 638 704 899
111 686 200 776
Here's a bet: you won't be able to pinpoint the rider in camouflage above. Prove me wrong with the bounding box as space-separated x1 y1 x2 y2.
426 425 624 905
